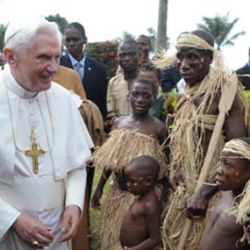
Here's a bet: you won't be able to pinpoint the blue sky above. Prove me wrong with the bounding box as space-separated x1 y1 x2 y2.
0 0 249 69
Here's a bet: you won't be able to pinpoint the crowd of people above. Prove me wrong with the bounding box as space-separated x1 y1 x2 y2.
1 16 250 250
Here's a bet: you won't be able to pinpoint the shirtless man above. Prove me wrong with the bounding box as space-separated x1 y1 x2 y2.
120 155 162 250
163 29 247 250
200 138 250 250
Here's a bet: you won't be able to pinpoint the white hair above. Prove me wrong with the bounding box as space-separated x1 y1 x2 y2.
4 17 62 54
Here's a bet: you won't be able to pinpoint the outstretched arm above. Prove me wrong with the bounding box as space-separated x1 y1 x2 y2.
91 169 111 209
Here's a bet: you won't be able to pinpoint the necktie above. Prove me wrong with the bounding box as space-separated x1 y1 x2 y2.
75 62 82 80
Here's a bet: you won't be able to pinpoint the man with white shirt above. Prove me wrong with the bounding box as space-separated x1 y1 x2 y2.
0 17 93 249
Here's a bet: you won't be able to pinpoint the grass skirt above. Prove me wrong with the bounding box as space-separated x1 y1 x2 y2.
93 128 168 178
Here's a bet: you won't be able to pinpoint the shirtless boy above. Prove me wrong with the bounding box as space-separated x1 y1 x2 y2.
200 138 250 250
120 155 162 250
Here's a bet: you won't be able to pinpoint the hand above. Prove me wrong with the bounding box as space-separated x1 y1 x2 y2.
104 118 114 133
12 213 53 248
91 188 102 209
185 190 209 219
59 205 81 242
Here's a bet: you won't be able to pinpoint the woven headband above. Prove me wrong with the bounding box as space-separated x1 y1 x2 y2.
176 33 214 51
222 139 250 162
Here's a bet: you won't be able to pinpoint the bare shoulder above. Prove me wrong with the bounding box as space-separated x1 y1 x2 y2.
113 115 131 129
231 91 245 111
143 192 161 214
150 117 167 139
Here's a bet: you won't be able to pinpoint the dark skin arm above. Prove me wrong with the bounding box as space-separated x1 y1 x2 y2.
185 177 218 218
158 177 170 212
185 92 246 217
92 119 119 208
91 169 111 209
156 123 170 208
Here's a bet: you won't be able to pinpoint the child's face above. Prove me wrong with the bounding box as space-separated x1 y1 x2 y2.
125 168 151 195
215 152 250 192
129 82 155 115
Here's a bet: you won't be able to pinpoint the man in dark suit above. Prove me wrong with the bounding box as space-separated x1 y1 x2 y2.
60 22 107 250
236 47 250 90
160 65 181 92
60 22 108 119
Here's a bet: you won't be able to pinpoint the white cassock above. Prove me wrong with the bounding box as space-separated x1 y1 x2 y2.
0 66 93 250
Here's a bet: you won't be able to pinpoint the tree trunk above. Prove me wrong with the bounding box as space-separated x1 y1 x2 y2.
155 0 168 55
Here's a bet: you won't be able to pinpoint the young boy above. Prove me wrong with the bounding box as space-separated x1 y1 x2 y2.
92 78 168 250
120 155 162 250
200 138 250 250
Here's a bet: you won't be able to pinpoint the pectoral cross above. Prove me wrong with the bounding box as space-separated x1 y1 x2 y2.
25 142 45 174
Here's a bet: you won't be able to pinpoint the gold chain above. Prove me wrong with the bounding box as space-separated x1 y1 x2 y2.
4 82 55 152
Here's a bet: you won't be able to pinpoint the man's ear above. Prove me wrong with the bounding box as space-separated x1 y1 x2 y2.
3 48 17 66
83 36 88 44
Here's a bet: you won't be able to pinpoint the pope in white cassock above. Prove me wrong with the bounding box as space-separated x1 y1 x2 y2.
0 17 93 249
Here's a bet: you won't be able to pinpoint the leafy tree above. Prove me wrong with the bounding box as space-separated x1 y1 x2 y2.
45 14 68 33
120 31 135 41
147 27 156 52
87 41 118 79
0 23 7 51
197 13 245 50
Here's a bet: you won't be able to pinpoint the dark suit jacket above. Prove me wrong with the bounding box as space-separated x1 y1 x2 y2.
236 63 250 90
60 53 108 119
160 65 181 92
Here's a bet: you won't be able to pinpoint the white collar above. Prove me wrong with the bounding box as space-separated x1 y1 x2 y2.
68 53 86 67
3 65 38 99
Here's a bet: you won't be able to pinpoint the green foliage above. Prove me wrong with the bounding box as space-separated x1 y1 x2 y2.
0 24 7 51
147 27 156 51
198 12 245 50
90 167 112 249
87 41 119 79
45 14 68 34
121 31 135 41
116 31 135 42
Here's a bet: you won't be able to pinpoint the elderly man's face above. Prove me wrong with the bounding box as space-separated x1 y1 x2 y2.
5 32 61 92
176 47 211 86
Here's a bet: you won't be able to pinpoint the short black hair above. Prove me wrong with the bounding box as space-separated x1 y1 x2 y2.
65 22 86 38
118 39 139 52
131 78 157 99
129 155 160 180
191 29 215 47
139 64 161 81
191 29 215 61
136 34 152 51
